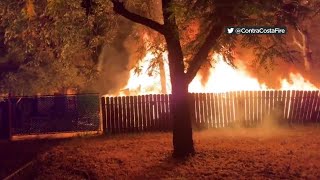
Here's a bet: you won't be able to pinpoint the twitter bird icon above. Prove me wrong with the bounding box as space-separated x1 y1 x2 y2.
226 27 234 34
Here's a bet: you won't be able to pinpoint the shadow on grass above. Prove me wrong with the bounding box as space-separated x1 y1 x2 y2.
0 139 63 179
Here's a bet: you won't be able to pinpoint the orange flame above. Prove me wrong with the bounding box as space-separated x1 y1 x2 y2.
117 52 318 96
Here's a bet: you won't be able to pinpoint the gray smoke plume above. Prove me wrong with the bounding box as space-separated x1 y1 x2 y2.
94 17 134 95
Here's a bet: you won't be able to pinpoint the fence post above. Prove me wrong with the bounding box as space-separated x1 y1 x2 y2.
0 96 12 141
101 97 107 134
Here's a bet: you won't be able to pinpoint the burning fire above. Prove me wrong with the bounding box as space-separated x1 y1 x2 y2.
123 51 171 95
118 52 318 96
189 54 268 93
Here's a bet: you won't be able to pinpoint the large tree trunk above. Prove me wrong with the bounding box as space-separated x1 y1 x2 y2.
171 77 194 157
165 35 195 157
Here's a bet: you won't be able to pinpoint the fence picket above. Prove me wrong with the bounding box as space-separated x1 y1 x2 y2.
308 91 317 123
316 91 320 123
206 93 211 128
283 91 289 124
129 96 134 132
157 94 163 130
249 91 253 126
294 90 301 124
306 91 314 123
237 91 240 125
132 96 137 132
116 97 121 133
213 93 218 128
201 93 207 129
229 92 235 126
254 91 258 125
226 92 231 127
302 91 309 124
142 95 146 130
168 94 173 130
165 94 170 130
160 95 165 130
234 91 240 126
124 96 129 133
218 93 223 127
198 93 203 128
301 91 307 124
260 91 265 124
310 91 318 123
222 93 226 127
119 97 123 133
230 92 235 126
290 91 296 124
106 97 111 133
298 91 305 124
144 95 149 131
224 93 228 127
109 97 115 134
194 93 199 128
258 91 263 125
293 91 301 123
223 93 228 127
147 95 152 130
265 91 270 123
157 95 163 131
212 93 216 128
279 91 285 123
205 93 210 129
243 91 248 127
231 92 236 126
101 97 106 133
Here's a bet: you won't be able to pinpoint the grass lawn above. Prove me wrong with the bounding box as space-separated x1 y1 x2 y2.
0 139 61 179
29 126 320 179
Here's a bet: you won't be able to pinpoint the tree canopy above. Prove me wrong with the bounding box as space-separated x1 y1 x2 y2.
0 0 117 95
113 0 320 78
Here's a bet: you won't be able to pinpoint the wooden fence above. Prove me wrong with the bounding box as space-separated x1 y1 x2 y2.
101 90 320 134
101 95 172 134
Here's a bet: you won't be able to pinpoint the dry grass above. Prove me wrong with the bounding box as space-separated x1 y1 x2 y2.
32 126 320 179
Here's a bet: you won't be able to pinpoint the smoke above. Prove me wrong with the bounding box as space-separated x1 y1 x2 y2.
92 0 166 95
227 106 287 136
93 17 136 95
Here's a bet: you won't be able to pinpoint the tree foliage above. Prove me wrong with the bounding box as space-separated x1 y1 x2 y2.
0 0 117 95
112 0 319 77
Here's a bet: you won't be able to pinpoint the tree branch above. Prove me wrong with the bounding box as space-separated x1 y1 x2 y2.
185 24 224 84
111 0 165 34
288 27 306 51
291 33 303 49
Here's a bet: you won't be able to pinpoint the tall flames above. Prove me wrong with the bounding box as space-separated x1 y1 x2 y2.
115 51 318 96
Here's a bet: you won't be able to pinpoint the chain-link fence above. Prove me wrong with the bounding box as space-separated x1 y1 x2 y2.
0 94 100 136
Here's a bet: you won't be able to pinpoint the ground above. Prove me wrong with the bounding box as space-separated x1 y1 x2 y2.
2 126 320 179
0 139 61 179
